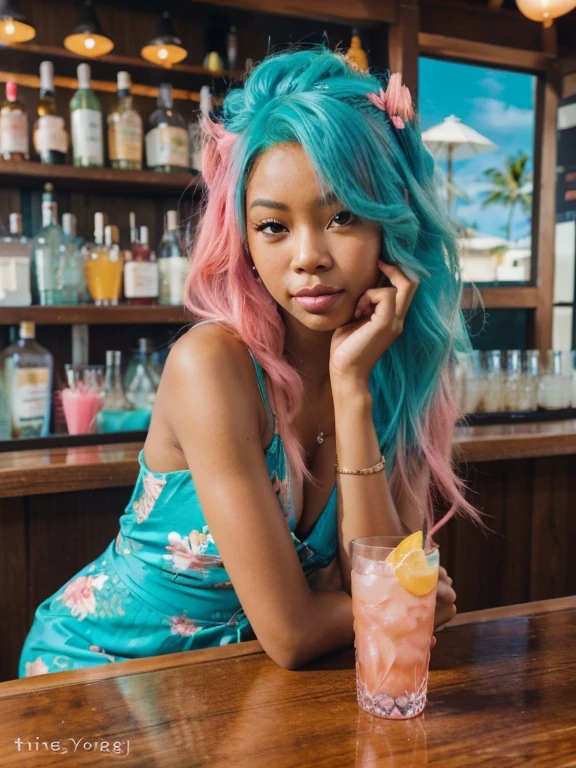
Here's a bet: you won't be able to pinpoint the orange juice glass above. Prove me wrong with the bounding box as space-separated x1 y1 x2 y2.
351 535 439 720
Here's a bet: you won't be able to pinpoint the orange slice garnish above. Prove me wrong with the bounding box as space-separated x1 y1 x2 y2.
385 531 439 596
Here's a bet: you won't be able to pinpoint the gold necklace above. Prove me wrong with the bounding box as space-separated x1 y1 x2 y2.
302 389 325 444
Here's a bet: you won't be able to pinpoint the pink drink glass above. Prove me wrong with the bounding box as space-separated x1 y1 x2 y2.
351 536 438 720
62 365 105 435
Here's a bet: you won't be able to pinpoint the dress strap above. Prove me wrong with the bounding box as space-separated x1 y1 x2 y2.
246 350 276 434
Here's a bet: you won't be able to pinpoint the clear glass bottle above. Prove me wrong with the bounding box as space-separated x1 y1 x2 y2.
226 25 238 70
125 338 158 410
0 371 11 440
0 81 29 161
31 198 64 305
103 350 133 411
107 71 143 170
0 213 32 307
0 321 53 438
83 215 123 306
189 85 212 173
145 83 189 173
485 350 504 412
70 63 104 168
59 212 83 305
62 213 90 303
33 61 69 165
124 225 159 306
158 210 187 305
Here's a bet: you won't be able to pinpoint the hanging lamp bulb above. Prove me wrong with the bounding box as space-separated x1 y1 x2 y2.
141 12 187 68
0 0 36 44
516 0 576 27
63 0 114 58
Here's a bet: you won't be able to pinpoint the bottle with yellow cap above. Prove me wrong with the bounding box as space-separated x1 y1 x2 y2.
0 321 53 438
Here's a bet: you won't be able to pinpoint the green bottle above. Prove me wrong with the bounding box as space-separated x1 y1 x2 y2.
70 63 104 168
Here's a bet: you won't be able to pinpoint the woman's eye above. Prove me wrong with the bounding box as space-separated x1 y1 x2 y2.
256 220 286 235
330 210 354 227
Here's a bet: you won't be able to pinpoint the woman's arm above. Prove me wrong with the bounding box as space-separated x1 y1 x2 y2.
332 380 404 594
159 327 353 670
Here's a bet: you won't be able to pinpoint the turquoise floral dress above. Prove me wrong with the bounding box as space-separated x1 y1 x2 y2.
19 338 338 678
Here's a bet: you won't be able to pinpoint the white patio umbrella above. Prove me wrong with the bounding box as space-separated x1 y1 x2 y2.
422 115 498 212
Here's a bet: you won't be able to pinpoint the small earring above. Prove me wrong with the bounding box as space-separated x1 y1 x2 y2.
252 265 257 272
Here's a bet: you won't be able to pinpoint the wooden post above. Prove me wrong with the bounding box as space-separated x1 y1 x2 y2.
388 0 420 97
533 68 561 349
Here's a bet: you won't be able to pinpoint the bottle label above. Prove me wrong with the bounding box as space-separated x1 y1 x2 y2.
145 126 189 169
0 109 29 154
5 364 50 437
159 257 187 305
108 115 143 162
124 261 159 298
34 115 69 155
71 109 104 165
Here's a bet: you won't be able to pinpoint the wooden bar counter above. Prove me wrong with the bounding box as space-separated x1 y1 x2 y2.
0 597 574 766
1 422 575 683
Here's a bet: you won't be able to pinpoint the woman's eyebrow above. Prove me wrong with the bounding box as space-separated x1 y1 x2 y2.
249 192 340 211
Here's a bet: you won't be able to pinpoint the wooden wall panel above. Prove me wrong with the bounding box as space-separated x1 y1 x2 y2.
0 497 27 683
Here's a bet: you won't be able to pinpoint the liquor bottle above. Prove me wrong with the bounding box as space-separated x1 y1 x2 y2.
125 338 158 410
107 71 143 170
227 25 238 70
103 350 133 411
62 213 90 303
0 321 53 438
346 29 369 71
83 214 123 306
33 61 69 164
158 210 187 306
0 213 32 307
189 85 212 173
59 212 82 305
70 63 104 168
145 83 189 173
0 82 29 161
124 225 159 306
31 197 64 305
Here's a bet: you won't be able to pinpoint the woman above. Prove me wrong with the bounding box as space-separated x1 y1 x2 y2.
20 47 481 677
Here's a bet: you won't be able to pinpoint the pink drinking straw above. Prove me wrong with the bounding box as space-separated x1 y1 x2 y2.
424 505 457 553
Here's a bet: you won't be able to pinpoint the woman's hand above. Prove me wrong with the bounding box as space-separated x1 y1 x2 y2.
329 260 419 385
430 566 457 648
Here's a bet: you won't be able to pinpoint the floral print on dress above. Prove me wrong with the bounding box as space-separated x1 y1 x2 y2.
25 657 48 677
88 645 116 663
271 471 292 524
58 574 108 620
163 527 224 573
169 615 202 637
133 473 166 524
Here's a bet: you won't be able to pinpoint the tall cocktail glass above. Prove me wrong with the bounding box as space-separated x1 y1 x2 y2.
351 535 439 720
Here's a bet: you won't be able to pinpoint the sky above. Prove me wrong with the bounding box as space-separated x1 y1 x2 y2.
418 57 536 243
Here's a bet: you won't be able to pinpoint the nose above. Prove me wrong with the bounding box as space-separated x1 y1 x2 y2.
290 229 334 274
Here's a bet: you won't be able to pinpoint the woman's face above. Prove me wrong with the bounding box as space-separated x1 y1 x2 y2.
245 143 381 331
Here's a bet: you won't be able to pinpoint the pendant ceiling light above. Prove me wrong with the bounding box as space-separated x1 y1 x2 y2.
0 0 36 44
141 12 187 68
516 0 576 26
64 0 114 58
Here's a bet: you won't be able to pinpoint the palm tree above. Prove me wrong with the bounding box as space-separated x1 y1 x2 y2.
480 152 532 243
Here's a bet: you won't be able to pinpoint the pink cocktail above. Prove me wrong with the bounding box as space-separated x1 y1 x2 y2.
62 364 105 435
351 535 439 720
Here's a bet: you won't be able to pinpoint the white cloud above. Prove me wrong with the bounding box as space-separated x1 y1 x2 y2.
478 77 505 97
469 97 534 131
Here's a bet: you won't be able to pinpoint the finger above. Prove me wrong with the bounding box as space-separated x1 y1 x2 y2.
430 635 437 649
354 287 397 319
378 261 419 321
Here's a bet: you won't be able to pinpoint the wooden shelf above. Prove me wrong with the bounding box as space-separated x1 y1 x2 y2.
0 161 201 197
0 305 192 325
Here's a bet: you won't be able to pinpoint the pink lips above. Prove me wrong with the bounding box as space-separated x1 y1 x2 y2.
294 292 343 312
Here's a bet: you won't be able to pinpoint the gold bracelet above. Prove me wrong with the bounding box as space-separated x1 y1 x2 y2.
334 455 386 475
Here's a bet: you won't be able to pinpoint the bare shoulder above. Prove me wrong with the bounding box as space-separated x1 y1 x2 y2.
156 322 267 455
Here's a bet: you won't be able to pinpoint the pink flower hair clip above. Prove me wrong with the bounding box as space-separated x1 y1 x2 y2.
367 73 415 130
